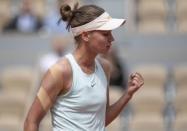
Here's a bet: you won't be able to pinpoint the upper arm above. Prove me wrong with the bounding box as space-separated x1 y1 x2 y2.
98 57 111 108
25 59 70 124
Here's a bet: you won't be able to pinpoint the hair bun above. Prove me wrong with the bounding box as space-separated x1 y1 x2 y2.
60 4 73 22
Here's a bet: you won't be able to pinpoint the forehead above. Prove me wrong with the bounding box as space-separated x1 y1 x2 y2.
90 30 112 34
98 30 111 33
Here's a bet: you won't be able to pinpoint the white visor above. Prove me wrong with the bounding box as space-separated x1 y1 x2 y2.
71 12 126 36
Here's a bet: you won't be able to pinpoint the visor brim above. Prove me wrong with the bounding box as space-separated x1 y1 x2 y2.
97 18 126 31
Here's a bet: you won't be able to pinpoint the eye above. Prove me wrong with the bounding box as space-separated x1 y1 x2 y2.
102 32 110 36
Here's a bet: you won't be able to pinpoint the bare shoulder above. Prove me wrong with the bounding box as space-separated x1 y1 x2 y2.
56 57 72 77
41 56 72 96
54 57 72 88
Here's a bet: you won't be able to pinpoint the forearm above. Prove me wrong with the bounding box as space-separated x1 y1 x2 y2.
105 72 144 126
105 92 132 126
24 98 46 131
24 119 39 131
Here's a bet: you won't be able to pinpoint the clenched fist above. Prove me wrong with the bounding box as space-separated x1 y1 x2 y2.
127 72 144 96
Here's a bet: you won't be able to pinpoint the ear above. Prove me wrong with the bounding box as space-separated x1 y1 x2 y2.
81 32 90 42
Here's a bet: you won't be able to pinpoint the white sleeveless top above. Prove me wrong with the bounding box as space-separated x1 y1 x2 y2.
51 53 108 131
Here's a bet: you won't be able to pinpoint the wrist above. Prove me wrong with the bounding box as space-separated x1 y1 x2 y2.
125 92 133 100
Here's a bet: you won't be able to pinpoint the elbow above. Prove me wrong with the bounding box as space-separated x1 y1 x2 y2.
105 120 110 127
24 118 30 131
105 122 108 127
105 116 111 127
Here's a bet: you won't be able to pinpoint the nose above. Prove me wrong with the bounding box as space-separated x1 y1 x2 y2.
109 32 114 42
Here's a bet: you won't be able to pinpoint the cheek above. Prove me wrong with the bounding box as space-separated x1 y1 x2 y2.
91 40 106 51
92 36 107 46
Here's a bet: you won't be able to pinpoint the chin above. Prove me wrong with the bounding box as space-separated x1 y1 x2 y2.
100 50 110 55
97 47 111 55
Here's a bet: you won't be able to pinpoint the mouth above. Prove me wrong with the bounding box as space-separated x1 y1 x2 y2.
106 44 111 48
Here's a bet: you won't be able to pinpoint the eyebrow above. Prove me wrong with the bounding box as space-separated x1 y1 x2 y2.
100 31 111 33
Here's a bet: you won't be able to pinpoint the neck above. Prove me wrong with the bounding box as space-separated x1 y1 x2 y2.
73 43 97 69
